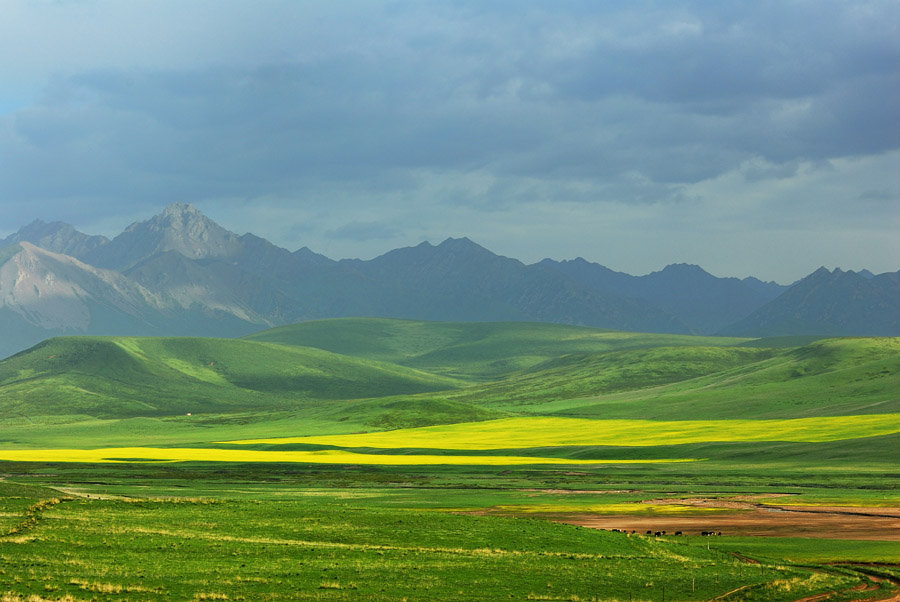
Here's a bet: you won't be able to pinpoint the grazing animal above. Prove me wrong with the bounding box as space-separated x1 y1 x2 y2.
674 531 682 536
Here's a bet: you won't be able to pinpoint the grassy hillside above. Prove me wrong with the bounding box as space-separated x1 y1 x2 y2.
1 325 896 460
1 323 898 602
442 345 777 408
243 317 750 380
521 337 900 419
0 336 465 419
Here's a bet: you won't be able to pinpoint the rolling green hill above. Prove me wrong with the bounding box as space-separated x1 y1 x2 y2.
1 322 896 458
504 337 900 419
441 345 778 408
0 336 465 419
243 317 750 380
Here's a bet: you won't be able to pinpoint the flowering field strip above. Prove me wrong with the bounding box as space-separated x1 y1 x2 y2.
0 447 698 465
226 414 900 450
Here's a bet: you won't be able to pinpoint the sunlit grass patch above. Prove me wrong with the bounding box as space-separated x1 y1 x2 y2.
0 593 83 602
490 502 731 515
226 414 900 450
0 447 697 466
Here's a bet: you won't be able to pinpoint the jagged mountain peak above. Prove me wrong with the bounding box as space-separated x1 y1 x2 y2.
721 266 900 337
12 218 57 236
435 236 498 257
292 245 334 266
161 201 199 217
660 262 706 272
437 236 475 247
2 204 896 360
2 219 109 260
802 267 866 283
86 203 243 270
655 263 714 278
809 266 835 277
132 202 226 236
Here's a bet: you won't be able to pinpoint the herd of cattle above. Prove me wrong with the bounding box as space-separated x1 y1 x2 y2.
607 528 723 536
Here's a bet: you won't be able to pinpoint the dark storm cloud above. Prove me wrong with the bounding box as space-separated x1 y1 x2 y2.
0 0 896 279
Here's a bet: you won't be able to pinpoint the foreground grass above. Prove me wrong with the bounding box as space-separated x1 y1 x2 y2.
0 485 880 602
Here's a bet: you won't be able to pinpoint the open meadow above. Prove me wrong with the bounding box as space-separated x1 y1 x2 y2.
1 319 899 601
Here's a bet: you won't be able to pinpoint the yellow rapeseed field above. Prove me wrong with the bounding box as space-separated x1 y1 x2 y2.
0 447 697 466
226 414 900 450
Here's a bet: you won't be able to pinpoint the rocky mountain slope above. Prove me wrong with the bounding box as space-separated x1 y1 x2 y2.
722 267 900 336
1 203 895 358
538 258 787 334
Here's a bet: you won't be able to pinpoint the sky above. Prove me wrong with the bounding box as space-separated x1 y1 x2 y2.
0 0 897 283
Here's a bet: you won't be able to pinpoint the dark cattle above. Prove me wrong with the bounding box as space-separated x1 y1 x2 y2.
674 531 682 536
646 530 652 535
654 531 662 537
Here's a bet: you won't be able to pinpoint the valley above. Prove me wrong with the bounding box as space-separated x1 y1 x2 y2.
0 318 898 600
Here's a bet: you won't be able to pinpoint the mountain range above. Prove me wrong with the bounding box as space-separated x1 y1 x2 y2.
1 202 897 359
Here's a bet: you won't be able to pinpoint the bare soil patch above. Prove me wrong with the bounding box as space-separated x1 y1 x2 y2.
553 498 900 541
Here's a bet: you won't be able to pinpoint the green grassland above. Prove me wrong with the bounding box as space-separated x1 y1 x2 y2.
243 318 751 380
0 335 464 418
0 470 897 602
0 319 898 600
439 337 900 419
3 482 879 602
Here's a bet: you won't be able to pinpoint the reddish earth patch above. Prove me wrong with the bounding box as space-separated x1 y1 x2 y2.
553 500 900 541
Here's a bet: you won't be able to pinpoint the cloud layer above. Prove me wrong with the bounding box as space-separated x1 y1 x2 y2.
1 0 897 281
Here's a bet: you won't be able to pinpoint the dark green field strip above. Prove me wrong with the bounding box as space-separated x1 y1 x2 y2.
4 459 898 509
